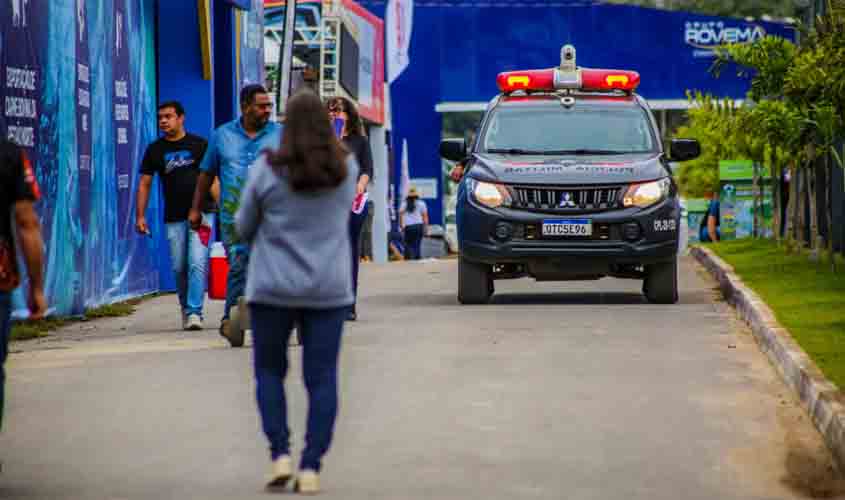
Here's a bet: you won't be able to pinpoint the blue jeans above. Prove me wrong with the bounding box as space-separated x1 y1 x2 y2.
250 303 346 471
166 213 214 318
404 224 425 260
223 243 249 320
0 292 11 432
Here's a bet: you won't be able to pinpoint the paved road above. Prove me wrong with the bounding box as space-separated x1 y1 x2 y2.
0 257 838 499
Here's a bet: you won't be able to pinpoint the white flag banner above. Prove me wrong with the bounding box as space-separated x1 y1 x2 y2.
399 139 411 199
386 0 414 84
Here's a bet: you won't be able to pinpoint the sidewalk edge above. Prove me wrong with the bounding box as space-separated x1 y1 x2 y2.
690 246 845 472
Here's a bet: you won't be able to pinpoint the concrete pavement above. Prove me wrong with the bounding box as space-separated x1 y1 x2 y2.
1 257 840 499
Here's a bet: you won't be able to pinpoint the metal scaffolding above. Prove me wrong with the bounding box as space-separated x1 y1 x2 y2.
319 8 341 99
265 0 358 104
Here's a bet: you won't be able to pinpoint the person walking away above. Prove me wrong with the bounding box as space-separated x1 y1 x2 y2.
0 139 47 468
699 192 720 243
328 97 372 321
235 90 358 494
136 101 218 331
189 85 282 345
400 187 428 260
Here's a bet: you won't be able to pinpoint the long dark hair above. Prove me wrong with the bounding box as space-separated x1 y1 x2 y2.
328 96 364 137
406 195 418 213
266 90 348 192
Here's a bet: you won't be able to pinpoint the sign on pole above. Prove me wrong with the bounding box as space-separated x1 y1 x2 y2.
399 139 411 199
386 0 413 84
278 0 297 113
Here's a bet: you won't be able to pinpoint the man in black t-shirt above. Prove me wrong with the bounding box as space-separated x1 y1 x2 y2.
136 102 218 331
0 138 47 442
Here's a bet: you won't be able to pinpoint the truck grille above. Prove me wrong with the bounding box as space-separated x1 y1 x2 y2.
510 185 624 212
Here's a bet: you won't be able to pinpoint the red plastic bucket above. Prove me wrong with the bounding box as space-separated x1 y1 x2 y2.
208 242 228 300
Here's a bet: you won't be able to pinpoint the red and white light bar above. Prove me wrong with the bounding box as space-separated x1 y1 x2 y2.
497 67 641 93
495 45 640 94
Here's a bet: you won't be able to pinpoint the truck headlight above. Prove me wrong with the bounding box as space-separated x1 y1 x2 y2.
470 179 512 209
623 178 671 208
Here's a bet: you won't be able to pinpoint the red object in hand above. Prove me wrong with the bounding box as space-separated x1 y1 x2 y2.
197 224 212 247
352 192 368 214
208 242 228 301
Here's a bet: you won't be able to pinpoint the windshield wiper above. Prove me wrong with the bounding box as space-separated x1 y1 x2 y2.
541 149 630 155
486 148 547 155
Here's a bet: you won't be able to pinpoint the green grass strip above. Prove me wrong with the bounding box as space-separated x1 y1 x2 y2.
708 240 845 389
10 293 160 341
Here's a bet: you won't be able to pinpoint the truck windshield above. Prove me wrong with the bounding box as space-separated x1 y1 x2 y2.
481 106 657 155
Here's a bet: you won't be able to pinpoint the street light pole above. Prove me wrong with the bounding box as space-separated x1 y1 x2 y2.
278 0 297 116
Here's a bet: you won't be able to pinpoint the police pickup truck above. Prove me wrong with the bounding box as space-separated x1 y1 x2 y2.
440 45 700 305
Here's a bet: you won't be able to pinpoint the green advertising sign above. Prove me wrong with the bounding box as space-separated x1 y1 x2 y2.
685 198 709 213
719 161 773 240
718 160 772 181
685 198 709 244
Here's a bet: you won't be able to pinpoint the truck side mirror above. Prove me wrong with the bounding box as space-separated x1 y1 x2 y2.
439 138 466 162
669 138 701 162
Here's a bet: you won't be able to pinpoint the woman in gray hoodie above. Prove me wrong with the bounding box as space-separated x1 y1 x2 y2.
235 90 358 494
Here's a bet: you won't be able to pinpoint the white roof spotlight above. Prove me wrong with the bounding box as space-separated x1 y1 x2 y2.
555 44 581 90
560 44 577 72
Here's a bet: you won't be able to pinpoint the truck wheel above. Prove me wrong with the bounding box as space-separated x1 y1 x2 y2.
458 255 493 304
643 257 678 304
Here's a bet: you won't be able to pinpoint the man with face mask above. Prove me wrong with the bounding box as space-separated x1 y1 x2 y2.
190 84 282 346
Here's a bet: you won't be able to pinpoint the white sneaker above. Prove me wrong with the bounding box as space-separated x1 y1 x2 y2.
295 469 320 495
266 455 293 490
185 314 203 331
289 325 301 346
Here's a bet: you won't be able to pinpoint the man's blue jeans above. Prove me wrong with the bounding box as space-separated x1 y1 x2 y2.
166 213 214 318
223 243 249 320
250 303 346 472
0 292 11 432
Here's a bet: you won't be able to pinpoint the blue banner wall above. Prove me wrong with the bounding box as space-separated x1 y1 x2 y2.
236 0 265 99
233 0 265 116
360 1 795 225
1 0 160 317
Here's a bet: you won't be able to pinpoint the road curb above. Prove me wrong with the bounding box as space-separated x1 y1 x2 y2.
691 246 845 472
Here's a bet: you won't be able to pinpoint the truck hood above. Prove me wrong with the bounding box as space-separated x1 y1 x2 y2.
468 153 669 185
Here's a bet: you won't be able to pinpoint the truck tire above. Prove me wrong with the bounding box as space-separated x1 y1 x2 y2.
458 255 493 304
643 257 678 304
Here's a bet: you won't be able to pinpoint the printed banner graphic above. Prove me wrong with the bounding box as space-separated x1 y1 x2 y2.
237 0 265 92
1 0 160 317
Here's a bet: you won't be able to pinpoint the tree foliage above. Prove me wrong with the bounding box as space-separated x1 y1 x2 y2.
674 1 845 255
674 94 744 197
711 36 798 101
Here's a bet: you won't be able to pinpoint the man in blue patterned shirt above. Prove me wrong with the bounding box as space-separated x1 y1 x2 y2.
190 84 282 346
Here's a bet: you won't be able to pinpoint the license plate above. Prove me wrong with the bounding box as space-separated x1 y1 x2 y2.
542 219 592 237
